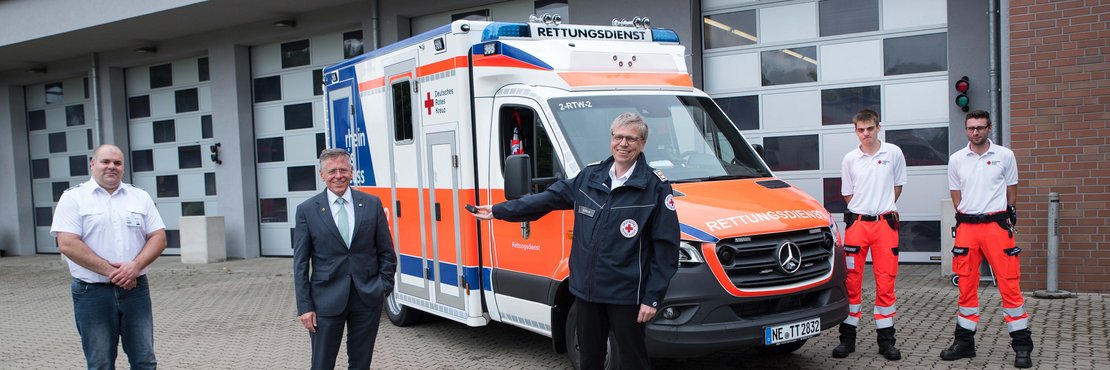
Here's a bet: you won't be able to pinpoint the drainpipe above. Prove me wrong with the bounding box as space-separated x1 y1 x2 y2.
988 0 1002 144
90 52 102 146
370 0 380 50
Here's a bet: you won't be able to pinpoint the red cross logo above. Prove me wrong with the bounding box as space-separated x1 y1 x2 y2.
620 219 638 238
424 92 434 115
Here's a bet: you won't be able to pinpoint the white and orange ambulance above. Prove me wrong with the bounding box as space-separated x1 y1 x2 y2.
322 18 848 365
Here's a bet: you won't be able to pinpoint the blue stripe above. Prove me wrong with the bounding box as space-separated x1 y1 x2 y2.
399 254 423 278
680 223 719 243
398 254 485 290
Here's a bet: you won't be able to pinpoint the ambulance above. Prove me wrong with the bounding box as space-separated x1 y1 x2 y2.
322 17 848 365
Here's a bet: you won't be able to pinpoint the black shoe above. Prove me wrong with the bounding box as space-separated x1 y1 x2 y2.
831 342 855 358
876 327 901 361
878 345 902 361
940 342 976 361
831 323 856 358
1014 351 1032 368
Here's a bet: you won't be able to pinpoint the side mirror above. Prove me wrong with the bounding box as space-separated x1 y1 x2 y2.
752 143 765 160
504 154 532 200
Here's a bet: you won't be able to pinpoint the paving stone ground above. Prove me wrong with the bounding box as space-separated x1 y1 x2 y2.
2 254 1105 369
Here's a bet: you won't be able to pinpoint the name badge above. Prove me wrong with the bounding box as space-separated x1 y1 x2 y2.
125 215 143 228
578 206 596 218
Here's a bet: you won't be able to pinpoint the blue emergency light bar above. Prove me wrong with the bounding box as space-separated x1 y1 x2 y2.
650 29 680 43
482 23 532 41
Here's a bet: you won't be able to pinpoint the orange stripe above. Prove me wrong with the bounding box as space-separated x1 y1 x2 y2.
358 77 384 92
702 242 833 297
472 54 550 70
389 72 412 83
558 72 693 87
417 56 469 77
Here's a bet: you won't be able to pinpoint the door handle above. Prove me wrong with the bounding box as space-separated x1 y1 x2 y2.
521 221 530 240
435 202 441 221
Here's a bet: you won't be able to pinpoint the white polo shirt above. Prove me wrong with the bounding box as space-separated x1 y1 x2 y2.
50 179 166 283
841 142 907 215
948 140 1018 214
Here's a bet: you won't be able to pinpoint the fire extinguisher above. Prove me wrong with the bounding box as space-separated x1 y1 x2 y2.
511 127 523 155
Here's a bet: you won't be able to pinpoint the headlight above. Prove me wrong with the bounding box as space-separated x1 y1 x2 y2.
678 241 703 264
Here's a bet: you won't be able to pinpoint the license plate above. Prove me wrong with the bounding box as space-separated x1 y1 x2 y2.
764 317 821 345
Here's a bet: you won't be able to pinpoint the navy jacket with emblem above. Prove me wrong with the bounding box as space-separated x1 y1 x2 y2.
492 154 680 307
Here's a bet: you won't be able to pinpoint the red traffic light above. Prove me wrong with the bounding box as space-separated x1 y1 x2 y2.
955 76 970 93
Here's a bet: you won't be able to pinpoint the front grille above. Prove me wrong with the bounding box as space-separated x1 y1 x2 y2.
714 229 834 289
730 289 826 319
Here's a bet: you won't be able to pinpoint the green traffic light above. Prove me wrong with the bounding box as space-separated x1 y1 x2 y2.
955 94 969 112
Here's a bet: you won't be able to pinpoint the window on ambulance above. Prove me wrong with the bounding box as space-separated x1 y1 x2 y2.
391 81 414 143
499 105 563 192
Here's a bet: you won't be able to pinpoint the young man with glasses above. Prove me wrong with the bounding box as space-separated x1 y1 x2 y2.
942 110 1033 368
832 109 906 361
471 112 680 369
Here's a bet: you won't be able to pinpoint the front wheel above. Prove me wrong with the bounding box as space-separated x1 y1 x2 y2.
565 302 621 370
755 339 807 355
385 291 423 326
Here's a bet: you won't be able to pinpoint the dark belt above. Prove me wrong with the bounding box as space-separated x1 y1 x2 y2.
955 212 1009 224
845 212 897 222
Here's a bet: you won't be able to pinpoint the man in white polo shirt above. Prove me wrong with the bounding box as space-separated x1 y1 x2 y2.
51 144 167 370
941 110 1032 368
832 109 906 361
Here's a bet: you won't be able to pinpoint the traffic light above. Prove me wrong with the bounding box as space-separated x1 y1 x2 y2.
954 76 970 112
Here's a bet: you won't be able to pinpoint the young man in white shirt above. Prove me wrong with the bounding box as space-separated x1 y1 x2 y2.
942 110 1032 368
833 109 906 361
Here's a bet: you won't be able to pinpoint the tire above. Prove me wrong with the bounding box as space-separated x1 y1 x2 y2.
755 339 807 355
385 291 423 327
564 303 621 370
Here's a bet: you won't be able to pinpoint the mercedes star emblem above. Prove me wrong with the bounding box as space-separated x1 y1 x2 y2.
776 241 802 274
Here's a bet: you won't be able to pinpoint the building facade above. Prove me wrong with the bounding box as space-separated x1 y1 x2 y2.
0 0 1105 292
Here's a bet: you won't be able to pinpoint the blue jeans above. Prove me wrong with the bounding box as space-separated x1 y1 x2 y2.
71 276 157 370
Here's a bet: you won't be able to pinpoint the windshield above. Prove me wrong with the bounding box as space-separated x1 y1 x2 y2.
548 94 772 182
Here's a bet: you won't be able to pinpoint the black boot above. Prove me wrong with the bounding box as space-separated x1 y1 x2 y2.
876 327 902 360
831 323 856 358
940 325 976 360
1010 329 1034 368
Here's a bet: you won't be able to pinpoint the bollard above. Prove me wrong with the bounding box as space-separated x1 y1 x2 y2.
1035 192 1071 298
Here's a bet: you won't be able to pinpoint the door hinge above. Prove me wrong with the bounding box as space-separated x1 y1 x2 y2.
452 155 459 168
349 104 355 116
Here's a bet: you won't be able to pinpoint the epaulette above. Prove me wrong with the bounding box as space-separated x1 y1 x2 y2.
586 160 603 168
64 184 82 192
652 169 668 183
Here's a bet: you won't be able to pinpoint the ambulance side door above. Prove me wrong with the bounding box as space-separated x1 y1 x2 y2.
487 96 568 334
384 58 432 302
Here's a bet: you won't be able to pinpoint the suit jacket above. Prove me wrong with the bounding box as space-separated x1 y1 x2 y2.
293 188 396 317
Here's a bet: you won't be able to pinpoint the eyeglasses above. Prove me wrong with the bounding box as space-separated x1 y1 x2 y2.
611 135 643 144
966 126 990 132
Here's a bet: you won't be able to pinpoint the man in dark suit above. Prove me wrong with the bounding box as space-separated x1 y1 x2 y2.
294 148 396 370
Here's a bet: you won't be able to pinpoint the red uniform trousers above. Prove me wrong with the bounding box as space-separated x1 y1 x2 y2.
842 216 899 329
952 219 1030 333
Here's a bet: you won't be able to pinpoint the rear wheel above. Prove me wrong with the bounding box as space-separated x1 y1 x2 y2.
385 291 423 326
565 302 621 370
755 339 807 355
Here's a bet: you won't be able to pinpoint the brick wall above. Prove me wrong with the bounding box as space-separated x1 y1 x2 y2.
1009 0 1110 293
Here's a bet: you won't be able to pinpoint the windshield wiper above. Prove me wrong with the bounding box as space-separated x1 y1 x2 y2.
672 174 760 183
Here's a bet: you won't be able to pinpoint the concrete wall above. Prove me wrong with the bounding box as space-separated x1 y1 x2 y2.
0 85 36 256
